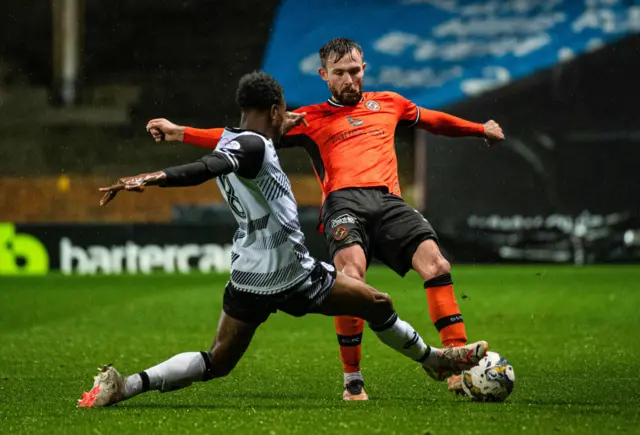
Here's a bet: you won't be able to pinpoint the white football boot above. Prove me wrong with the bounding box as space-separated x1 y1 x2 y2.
78 365 126 408
422 340 488 381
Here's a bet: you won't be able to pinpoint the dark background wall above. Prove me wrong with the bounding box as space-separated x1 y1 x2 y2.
424 34 640 234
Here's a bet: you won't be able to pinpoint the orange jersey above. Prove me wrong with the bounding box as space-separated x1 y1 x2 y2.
183 91 485 203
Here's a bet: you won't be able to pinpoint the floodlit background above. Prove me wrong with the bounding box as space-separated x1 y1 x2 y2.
1 0 639 272
1 1 639 434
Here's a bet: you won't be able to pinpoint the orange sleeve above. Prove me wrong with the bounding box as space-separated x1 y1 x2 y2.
391 93 485 137
183 127 224 149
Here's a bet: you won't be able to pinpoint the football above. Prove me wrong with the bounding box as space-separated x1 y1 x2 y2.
460 351 515 402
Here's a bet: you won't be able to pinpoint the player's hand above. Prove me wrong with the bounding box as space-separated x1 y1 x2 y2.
483 120 505 146
146 118 185 142
98 172 165 206
282 111 308 135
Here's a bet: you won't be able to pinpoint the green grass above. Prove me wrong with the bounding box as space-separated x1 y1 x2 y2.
1 266 639 434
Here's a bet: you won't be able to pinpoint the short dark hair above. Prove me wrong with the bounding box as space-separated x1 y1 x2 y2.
235 71 283 111
318 38 363 69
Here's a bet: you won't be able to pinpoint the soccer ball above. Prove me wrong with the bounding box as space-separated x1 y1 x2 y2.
460 351 515 402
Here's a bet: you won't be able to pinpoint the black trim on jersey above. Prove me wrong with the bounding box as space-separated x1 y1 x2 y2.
276 133 326 182
409 107 421 126
399 106 421 128
327 96 364 108
225 127 268 138
277 134 299 149
297 134 326 182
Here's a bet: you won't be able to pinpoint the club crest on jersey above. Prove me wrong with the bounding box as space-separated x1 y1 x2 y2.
333 225 349 241
365 100 380 111
347 116 363 127
330 214 356 228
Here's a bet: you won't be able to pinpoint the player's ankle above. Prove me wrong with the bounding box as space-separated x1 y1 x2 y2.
344 371 364 386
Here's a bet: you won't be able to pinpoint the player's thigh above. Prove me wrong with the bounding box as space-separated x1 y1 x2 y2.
322 190 378 267
334 244 367 281
315 271 395 325
373 196 439 277
323 209 370 265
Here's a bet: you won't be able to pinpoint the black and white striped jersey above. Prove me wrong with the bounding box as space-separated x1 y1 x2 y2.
212 128 316 294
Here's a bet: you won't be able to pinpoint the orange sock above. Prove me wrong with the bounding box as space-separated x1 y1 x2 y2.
335 316 364 373
424 273 467 347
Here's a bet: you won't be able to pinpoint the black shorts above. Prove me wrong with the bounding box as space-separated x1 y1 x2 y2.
321 187 438 277
222 261 337 324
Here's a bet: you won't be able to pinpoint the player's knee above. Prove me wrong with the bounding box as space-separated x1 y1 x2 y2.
422 257 450 281
414 241 451 281
368 288 395 324
433 256 450 277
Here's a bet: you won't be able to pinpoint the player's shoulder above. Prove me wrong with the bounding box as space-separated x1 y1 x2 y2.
221 129 267 153
364 91 407 103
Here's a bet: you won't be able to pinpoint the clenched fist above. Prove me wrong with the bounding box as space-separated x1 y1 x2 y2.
146 118 185 142
483 120 505 146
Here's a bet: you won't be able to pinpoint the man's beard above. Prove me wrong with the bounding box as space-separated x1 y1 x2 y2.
330 85 362 106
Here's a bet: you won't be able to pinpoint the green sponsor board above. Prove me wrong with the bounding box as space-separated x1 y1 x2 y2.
0 223 49 275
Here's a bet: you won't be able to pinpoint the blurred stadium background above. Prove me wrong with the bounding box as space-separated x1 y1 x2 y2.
1 2 640 434
1 0 639 274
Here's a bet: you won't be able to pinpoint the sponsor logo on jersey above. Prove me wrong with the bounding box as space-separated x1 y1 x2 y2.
225 140 241 150
346 116 363 127
365 100 380 111
330 214 356 228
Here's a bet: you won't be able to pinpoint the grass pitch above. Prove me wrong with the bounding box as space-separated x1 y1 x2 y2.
1 266 639 434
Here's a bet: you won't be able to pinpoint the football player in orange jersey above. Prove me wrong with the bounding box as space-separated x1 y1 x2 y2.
146 38 504 401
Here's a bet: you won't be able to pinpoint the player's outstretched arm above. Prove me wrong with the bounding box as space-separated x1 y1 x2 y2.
98 154 236 206
145 112 307 150
416 108 505 144
393 92 505 145
100 134 267 206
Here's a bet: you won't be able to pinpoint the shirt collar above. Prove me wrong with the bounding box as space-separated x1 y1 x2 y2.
327 96 364 108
